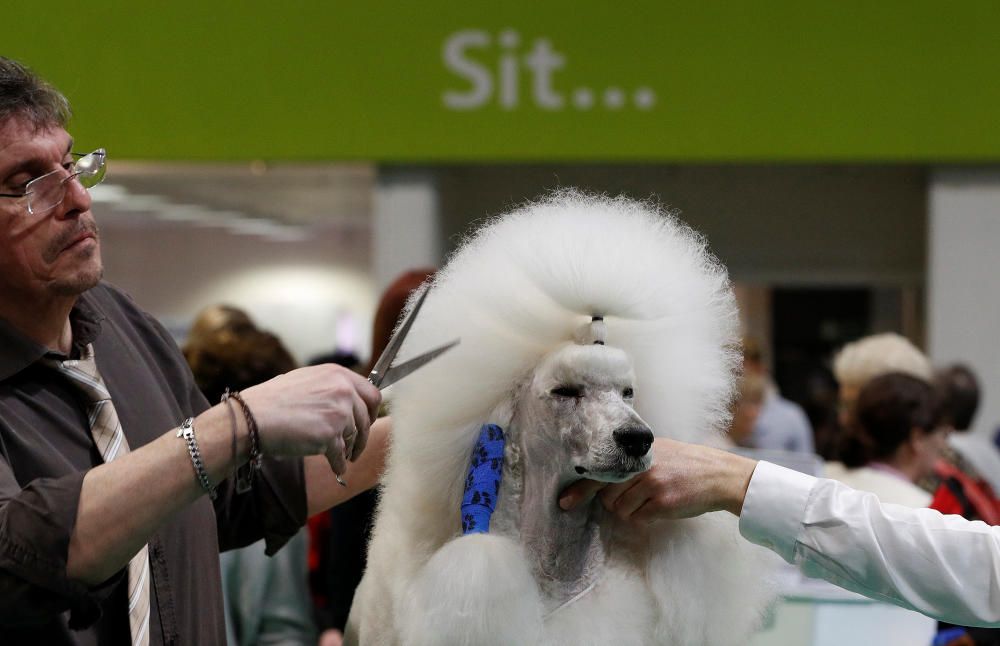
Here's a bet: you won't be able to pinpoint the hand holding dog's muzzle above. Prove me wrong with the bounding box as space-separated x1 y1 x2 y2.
559 438 757 520
558 479 608 511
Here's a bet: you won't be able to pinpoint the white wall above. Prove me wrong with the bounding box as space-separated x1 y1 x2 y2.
373 169 442 291
433 164 927 286
96 166 444 371
99 221 375 366
929 169 1000 438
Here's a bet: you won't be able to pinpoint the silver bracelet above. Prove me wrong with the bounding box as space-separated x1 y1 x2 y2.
177 417 217 500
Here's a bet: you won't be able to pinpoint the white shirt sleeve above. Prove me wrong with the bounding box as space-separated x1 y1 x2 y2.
739 460 1000 627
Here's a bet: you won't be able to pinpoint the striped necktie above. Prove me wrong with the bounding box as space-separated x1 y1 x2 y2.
48 343 152 646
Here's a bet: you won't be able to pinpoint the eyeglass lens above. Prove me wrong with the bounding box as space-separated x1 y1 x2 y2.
26 149 107 215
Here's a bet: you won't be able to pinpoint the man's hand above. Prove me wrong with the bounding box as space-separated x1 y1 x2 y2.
239 364 381 476
558 437 758 522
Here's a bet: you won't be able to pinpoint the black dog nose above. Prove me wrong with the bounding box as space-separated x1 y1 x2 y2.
614 426 654 458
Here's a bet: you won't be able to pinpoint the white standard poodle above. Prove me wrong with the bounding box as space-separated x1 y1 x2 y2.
346 191 777 645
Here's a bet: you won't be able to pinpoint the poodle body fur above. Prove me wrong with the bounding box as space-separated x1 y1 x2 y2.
346 192 776 645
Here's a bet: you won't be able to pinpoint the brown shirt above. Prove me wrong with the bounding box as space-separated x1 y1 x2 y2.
0 282 306 645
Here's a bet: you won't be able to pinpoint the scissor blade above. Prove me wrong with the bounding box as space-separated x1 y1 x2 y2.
377 339 459 390
368 286 431 387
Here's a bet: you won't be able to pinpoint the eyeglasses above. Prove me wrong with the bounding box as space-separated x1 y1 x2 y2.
0 148 107 215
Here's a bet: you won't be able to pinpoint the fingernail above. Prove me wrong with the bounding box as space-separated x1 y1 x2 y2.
558 494 575 510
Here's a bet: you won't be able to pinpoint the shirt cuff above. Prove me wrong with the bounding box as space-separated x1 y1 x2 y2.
214 455 307 555
258 456 307 556
0 471 123 628
738 460 816 563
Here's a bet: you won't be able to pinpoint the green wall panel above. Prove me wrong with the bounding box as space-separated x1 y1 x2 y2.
7 2 1000 161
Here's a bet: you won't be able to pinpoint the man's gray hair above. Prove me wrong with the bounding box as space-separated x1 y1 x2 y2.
0 57 71 129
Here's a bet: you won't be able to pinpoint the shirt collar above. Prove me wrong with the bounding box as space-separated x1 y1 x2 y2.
0 289 106 381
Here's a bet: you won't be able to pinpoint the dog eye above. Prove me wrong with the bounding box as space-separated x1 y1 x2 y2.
622 387 634 399
551 386 583 398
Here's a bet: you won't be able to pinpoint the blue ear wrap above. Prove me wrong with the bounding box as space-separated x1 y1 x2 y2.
462 424 506 534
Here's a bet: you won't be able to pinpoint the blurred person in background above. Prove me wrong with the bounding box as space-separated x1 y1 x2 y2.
802 364 841 460
825 372 944 507
309 268 435 646
742 338 815 453
184 306 316 646
938 365 981 435
183 304 255 350
832 332 933 430
723 371 767 449
929 364 1000 524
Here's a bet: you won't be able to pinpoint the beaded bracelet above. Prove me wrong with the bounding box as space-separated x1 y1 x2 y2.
221 389 240 484
227 390 262 494
177 417 217 499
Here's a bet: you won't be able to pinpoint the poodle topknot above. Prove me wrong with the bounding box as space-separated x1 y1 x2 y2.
389 189 740 449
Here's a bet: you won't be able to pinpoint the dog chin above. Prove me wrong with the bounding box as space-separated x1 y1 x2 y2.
574 457 653 483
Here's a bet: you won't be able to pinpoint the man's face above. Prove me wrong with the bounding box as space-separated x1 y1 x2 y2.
0 117 102 303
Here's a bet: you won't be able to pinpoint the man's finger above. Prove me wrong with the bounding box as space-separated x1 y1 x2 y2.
349 393 371 461
602 479 647 520
558 478 606 511
629 500 662 524
325 438 348 478
342 424 357 463
350 370 382 417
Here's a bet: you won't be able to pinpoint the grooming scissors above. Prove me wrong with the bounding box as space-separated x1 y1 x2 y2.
367 286 459 390
336 286 459 486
